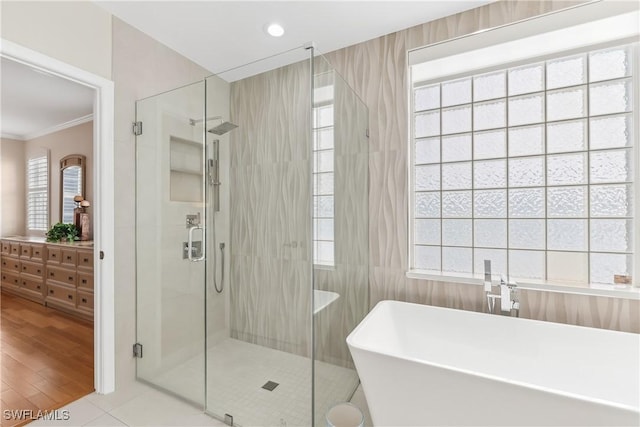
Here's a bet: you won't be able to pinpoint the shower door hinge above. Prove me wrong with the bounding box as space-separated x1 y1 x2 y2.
133 343 143 358
365 128 370 138
132 121 143 136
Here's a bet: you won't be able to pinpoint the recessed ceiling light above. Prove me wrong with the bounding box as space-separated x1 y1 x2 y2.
266 23 284 38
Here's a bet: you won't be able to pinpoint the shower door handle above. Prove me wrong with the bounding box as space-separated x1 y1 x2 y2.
188 225 206 262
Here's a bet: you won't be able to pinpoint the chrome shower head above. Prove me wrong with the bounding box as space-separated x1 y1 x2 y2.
208 121 238 135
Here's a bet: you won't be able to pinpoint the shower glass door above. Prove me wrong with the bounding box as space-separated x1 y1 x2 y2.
135 80 207 406
204 47 315 427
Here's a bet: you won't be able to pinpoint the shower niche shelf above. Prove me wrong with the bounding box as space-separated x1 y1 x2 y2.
169 135 202 202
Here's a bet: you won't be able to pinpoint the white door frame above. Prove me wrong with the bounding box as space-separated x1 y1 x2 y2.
1 39 115 394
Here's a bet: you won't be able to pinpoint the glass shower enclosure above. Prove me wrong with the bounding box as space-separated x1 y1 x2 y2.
135 46 369 426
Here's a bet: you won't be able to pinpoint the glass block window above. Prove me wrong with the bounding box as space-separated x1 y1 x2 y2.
410 44 636 285
27 155 49 231
313 83 335 266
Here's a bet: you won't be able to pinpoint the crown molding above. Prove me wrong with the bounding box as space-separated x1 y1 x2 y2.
0 132 27 141
20 114 94 141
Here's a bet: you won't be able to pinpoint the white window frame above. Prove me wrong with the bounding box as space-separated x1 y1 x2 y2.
26 151 49 233
406 2 640 299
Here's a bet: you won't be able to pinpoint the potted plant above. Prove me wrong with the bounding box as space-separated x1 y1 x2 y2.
45 223 79 243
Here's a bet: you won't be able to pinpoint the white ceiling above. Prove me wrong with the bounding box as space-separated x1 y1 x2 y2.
0 58 94 141
97 1 493 81
1 1 491 138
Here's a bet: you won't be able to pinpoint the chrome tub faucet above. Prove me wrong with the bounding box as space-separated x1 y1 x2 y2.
484 260 520 317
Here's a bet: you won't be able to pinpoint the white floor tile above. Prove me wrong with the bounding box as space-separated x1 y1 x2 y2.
84 381 152 412
30 400 105 427
83 413 127 427
150 338 358 427
107 388 209 426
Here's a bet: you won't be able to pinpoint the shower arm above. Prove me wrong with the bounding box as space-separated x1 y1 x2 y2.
189 116 223 126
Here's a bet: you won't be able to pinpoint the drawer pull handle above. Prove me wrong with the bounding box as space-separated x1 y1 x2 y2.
37 269 41 274
66 256 71 260
68 276 73 281
52 254 56 258
82 279 87 284
82 298 87 303
37 285 41 289
68 295 73 300
50 290 54 294
50 272 54 277
83 258 89 262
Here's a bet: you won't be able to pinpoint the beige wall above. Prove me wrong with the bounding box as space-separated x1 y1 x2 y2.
111 17 212 387
0 138 26 236
24 121 94 232
0 0 112 79
325 0 639 333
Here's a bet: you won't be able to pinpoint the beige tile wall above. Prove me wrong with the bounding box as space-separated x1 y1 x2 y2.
324 0 639 333
228 59 314 357
314 63 370 369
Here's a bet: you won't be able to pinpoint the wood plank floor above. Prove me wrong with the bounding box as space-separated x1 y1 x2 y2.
0 292 94 427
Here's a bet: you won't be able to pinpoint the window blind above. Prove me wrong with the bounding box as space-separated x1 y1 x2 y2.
27 156 48 231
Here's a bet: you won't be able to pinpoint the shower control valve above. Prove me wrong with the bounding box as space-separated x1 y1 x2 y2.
186 213 201 228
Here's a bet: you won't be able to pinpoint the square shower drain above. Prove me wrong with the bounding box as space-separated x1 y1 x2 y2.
262 381 279 391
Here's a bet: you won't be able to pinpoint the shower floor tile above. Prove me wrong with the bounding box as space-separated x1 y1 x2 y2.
152 338 359 427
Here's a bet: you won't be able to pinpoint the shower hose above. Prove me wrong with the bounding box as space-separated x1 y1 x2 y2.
212 215 225 294
214 241 225 293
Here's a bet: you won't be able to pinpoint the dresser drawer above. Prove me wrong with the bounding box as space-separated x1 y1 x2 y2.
47 266 76 287
22 276 44 295
77 290 93 311
10 243 20 256
47 247 62 263
47 283 76 306
77 250 93 270
61 250 77 267
1 241 10 255
1 271 21 287
31 245 45 261
1 256 20 272
20 244 32 259
77 271 94 291
21 260 44 277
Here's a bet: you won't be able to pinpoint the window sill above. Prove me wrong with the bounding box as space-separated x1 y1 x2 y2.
406 270 640 300
314 263 336 271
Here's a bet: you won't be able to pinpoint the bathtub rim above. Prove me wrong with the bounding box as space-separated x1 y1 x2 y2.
347 300 640 415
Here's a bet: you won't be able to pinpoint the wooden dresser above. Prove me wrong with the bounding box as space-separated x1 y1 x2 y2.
1 237 94 321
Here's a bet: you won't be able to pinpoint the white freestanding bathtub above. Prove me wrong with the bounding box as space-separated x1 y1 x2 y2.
347 300 639 426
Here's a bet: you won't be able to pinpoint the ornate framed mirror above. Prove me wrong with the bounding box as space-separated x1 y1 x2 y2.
60 154 86 223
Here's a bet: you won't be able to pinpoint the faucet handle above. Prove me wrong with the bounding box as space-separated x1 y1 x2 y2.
500 275 517 288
